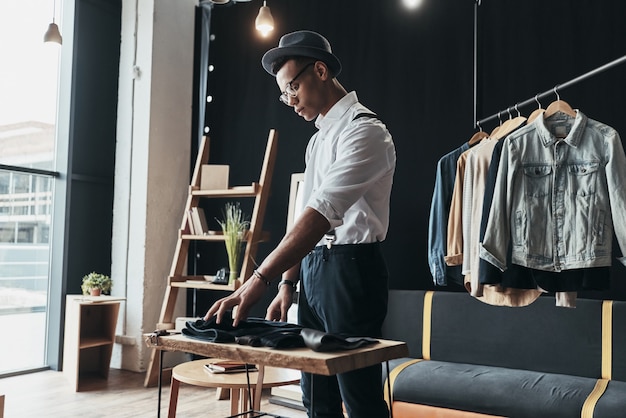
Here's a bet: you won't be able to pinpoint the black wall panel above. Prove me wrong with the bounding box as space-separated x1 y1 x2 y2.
197 0 626 314
202 0 476 308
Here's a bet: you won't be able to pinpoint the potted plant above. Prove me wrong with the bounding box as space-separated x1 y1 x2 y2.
81 272 112 296
216 202 249 285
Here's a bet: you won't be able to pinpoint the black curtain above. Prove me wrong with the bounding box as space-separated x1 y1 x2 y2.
478 1 626 300
195 0 626 315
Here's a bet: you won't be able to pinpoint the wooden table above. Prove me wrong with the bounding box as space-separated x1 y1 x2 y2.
146 332 409 417
147 333 408 375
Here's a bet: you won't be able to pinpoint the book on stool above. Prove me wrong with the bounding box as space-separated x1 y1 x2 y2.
204 361 258 374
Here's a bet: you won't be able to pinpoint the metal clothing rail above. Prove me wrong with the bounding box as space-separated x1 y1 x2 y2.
476 54 626 128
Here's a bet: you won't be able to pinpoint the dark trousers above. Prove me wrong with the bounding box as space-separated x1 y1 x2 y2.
298 242 389 418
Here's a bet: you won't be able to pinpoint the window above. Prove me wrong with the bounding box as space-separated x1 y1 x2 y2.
0 0 62 375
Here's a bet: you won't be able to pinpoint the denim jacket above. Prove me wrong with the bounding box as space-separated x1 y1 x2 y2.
428 143 469 286
480 111 626 272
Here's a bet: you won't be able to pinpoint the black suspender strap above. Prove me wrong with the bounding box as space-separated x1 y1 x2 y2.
352 112 378 121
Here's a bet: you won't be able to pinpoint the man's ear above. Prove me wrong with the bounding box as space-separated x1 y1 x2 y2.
313 61 330 81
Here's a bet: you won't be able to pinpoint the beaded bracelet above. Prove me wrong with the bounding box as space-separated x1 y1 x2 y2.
253 269 271 286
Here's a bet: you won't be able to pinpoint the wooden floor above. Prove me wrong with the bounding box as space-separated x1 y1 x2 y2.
0 368 308 418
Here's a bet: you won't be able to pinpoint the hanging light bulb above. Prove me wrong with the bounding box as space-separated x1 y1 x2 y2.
402 0 424 9
255 1 274 37
43 0 63 45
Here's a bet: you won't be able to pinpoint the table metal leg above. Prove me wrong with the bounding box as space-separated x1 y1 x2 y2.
158 349 164 418
244 365 253 412
385 361 393 418
310 374 314 417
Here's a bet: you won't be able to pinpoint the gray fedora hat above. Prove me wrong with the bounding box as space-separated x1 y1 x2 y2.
261 30 342 77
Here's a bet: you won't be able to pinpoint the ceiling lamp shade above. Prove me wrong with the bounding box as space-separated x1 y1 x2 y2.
44 0 62 45
255 1 274 37
44 22 63 45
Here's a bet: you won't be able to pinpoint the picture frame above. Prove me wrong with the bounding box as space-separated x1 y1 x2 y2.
287 172 305 232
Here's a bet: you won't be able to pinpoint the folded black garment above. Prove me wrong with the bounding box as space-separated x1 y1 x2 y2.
182 314 305 348
235 329 305 349
301 328 379 352
182 314 378 352
185 313 299 333
182 324 269 344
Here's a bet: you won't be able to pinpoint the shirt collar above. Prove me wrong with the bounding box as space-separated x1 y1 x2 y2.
315 91 359 131
536 110 587 148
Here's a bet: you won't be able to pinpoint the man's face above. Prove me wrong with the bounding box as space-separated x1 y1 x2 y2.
276 59 321 122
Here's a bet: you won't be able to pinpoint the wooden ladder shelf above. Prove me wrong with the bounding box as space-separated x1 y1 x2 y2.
144 129 278 387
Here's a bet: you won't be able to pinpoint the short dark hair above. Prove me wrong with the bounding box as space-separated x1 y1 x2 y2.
271 56 328 76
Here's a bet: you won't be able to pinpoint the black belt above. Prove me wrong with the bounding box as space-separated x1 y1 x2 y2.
310 241 380 255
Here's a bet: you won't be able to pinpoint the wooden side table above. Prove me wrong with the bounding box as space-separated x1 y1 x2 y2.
168 359 300 417
63 295 125 391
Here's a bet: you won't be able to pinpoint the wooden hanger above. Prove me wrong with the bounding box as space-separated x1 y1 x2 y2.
468 130 488 146
492 115 526 140
544 99 576 118
489 112 503 137
527 108 544 123
527 94 544 123
544 87 576 119
491 106 526 140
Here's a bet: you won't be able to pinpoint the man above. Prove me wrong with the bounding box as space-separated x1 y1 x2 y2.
205 30 396 418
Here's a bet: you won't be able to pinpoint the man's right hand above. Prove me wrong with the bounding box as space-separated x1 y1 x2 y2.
203 273 268 326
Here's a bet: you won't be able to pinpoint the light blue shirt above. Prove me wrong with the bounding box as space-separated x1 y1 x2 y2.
303 92 396 245
480 111 626 272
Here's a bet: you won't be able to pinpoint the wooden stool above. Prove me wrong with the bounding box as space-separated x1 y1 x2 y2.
168 359 300 417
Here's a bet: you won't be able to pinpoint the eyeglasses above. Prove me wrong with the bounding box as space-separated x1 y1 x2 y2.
278 62 315 105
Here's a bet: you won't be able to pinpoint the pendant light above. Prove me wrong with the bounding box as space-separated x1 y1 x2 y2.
43 0 63 45
255 1 274 37
402 0 424 9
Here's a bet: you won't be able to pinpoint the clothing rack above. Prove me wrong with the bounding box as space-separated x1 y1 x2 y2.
476 54 626 129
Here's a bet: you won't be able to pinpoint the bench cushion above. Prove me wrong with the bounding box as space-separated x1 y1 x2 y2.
595 380 626 418
393 360 597 418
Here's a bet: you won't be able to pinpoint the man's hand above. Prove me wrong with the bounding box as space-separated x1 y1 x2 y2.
204 207 328 327
265 286 295 322
203 274 268 326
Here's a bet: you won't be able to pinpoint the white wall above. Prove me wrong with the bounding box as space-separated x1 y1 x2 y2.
111 0 197 372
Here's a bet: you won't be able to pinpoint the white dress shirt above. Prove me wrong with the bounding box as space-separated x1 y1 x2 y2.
302 91 396 246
